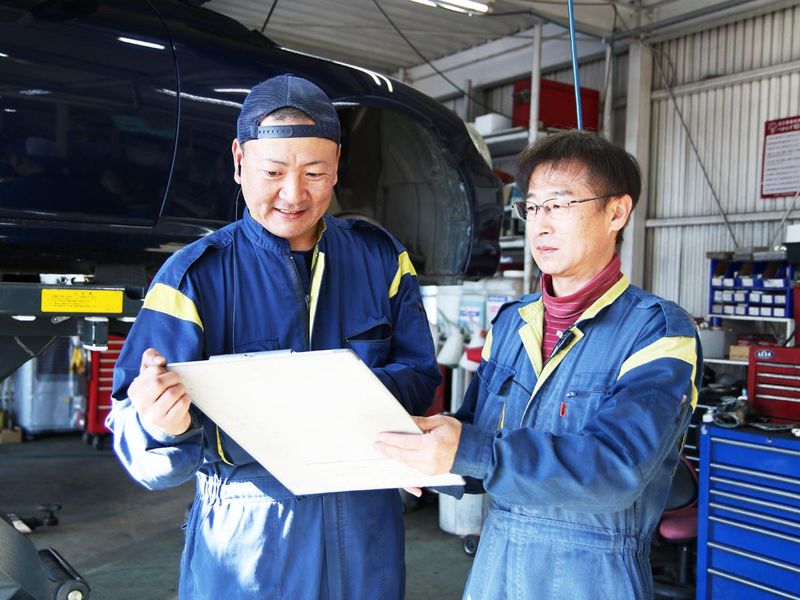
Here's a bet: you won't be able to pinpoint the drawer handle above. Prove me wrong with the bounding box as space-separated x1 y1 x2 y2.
707 568 800 599
710 489 800 517
713 437 800 458
755 393 800 404
710 501 800 530
758 372 800 381
755 361 800 370
708 541 800 575
709 515 800 544
711 463 800 487
711 476 800 502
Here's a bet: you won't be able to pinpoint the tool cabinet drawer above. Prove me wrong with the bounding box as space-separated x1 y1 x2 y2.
698 426 800 599
708 568 800 600
707 539 800 593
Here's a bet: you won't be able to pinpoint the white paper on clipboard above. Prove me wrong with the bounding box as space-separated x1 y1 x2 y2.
168 349 464 495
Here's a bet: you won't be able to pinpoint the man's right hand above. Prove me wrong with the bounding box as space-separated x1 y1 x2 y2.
127 348 192 436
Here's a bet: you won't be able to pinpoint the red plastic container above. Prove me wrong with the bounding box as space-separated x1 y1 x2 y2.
512 78 600 132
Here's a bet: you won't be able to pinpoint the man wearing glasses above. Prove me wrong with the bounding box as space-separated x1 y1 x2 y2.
377 129 701 599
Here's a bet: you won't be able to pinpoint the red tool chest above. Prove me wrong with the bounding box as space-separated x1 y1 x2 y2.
85 335 124 448
747 345 800 422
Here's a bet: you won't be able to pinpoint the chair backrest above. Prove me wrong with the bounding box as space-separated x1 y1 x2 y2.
663 456 698 512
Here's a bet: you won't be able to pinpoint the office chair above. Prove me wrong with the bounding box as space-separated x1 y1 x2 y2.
652 456 698 599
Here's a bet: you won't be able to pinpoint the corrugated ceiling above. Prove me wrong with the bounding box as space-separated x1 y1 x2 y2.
202 0 715 74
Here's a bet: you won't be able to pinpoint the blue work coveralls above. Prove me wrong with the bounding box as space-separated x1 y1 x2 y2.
452 277 701 600
108 209 440 599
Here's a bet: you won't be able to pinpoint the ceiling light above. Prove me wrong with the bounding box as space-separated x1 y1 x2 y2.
0 52 8 58
410 0 490 14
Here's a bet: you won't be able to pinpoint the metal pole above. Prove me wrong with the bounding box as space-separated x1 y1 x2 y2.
528 23 542 145
602 41 614 139
567 0 583 130
523 23 543 295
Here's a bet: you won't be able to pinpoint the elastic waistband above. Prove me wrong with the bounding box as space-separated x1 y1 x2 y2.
487 506 650 553
196 471 293 502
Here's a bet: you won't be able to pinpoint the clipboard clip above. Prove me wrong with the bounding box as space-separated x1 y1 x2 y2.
209 349 294 361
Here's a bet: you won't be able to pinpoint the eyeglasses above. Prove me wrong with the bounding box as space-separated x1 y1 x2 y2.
511 193 622 221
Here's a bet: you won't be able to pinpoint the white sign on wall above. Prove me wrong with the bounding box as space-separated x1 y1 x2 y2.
762 116 800 198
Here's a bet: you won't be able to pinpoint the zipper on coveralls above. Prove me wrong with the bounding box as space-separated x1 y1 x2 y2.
518 327 578 426
286 253 311 350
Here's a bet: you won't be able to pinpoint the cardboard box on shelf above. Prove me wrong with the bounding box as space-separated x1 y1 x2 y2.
0 428 22 444
729 345 751 362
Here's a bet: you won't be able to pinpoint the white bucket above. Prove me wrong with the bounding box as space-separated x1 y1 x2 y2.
439 493 490 536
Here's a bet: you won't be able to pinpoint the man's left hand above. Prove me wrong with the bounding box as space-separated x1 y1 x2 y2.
375 415 462 475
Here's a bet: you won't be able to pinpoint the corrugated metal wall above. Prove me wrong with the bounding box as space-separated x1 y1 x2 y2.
646 4 800 317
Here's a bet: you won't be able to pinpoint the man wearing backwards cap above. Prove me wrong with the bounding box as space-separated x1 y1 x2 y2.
108 74 440 598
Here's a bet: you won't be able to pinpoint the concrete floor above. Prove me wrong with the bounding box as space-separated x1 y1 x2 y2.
0 434 473 599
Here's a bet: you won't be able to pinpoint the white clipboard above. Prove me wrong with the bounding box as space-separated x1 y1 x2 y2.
168 349 464 495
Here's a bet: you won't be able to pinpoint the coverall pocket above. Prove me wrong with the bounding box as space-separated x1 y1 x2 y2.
557 370 615 433
475 360 521 430
345 318 392 367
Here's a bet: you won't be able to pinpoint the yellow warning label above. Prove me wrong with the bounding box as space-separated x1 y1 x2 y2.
41 289 124 314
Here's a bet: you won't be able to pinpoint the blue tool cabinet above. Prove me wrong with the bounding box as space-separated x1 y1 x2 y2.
697 425 800 598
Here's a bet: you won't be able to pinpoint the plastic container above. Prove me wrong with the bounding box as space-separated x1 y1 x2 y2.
484 276 524 323
436 285 462 328
698 328 730 359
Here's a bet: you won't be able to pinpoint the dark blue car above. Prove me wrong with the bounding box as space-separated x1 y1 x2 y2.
0 0 501 380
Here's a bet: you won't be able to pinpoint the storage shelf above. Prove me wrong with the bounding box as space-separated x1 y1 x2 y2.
704 358 748 366
499 237 525 250
484 127 546 157
708 314 794 324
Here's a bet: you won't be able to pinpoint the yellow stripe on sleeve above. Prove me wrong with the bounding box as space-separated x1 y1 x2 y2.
481 329 494 361
216 427 234 465
142 282 204 331
618 335 699 408
388 251 418 299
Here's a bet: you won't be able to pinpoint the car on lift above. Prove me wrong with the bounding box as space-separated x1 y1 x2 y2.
0 1 502 595
0 0 503 382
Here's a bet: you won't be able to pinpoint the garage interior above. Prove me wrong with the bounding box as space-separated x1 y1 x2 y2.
1 0 800 598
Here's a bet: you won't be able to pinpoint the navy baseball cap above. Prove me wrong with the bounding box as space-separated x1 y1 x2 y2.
236 74 340 145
